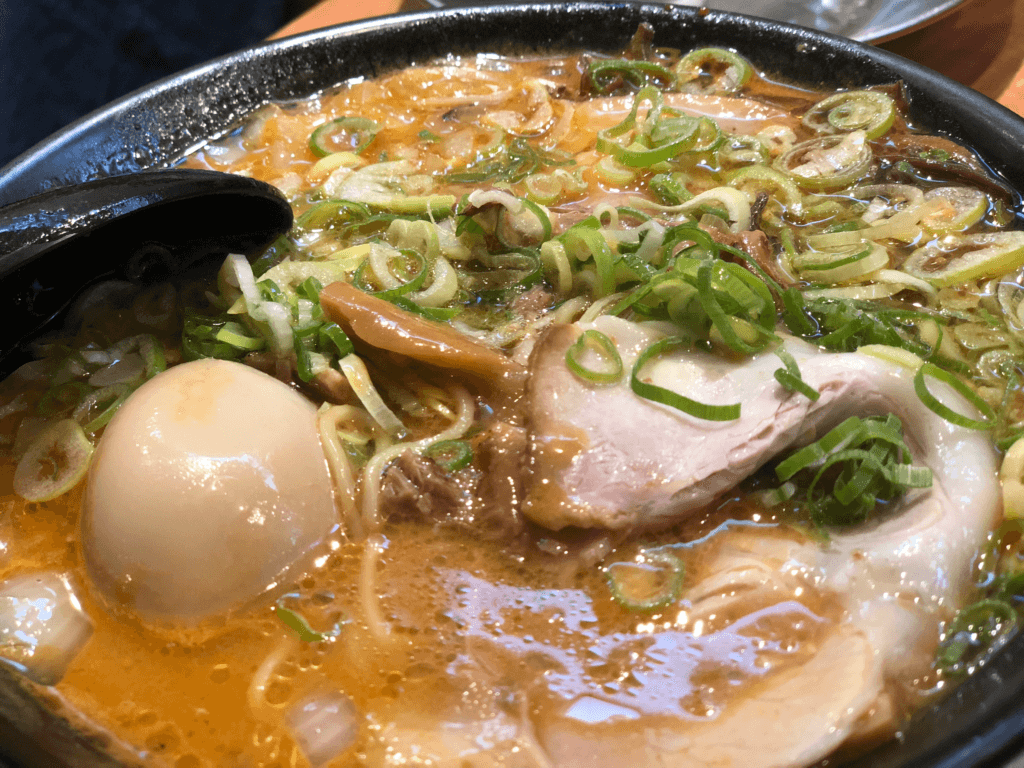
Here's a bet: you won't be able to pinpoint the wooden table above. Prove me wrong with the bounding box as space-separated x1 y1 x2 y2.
272 0 1024 115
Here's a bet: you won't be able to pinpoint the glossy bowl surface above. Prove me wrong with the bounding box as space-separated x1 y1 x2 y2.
2 3 1024 767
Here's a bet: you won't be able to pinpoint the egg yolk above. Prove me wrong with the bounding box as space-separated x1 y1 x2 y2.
81 359 337 622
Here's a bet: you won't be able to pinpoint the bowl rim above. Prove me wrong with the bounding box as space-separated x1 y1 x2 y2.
2 4 1024 767
2 2 1024 204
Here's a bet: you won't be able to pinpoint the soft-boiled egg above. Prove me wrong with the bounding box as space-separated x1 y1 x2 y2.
81 359 337 622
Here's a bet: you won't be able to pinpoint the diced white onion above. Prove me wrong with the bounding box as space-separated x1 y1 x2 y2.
0 572 93 685
226 253 261 311
287 690 361 766
297 299 315 326
253 302 291 357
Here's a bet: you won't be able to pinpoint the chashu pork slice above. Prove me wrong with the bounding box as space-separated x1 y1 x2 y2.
523 316 1001 768
524 316 998 552
538 627 881 768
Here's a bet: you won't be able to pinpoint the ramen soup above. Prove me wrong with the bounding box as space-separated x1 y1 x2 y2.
2 26 1024 768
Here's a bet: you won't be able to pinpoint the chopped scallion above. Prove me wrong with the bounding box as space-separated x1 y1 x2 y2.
275 605 326 643
605 549 685 611
766 414 931 528
913 362 996 430
936 598 1017 676
424 439 474 472
565 330 623 384
773 347 820 402
631 338 741 421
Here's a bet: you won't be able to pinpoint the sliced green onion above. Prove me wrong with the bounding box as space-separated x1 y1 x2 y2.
524 172 565 205
920 187 988 234
565 330 624 384
80 386 132 434
697 261 775 355
215 323 266 352
37 381 92 418
275 605 326 642
563 225 616 297
182 311 251 362
803 90 896 140
718 134 769 167
675 47 752 95
296 276 325 304
13 419 94 502
773 347 820 402
725 165 803 211
756 481 797 508
424 439 474 472
793 243 888 285
936 598 1017 676
902 231 1024 288
775 416 864 481
649 172 693 205
594 155 637 185
768 414 931 527
595 87 722 169
495 198 552 249
605 549 685 611
319 323 355 358
139 335 166 379
781 288 817 336
294 332 317 383
372 194 456 218
355 248 429 301
391 297 462 323
309 116 380 157
295 200 372 232
892 463 935 487
631 338 740 421
913 362 996 430
449 135 573 184
462 249 543 300
257 278 285 303
776 131 872 191
588 58 677 94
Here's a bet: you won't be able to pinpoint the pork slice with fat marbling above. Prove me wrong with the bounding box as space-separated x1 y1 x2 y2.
523 314 1001 765
527 314 999 614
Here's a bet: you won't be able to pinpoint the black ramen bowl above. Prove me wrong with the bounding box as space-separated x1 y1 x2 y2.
1 3 1024 767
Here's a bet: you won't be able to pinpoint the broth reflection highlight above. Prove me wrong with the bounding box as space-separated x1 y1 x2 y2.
0 27 1021 768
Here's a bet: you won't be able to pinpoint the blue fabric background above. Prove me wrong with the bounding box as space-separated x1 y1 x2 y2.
0 0 290 169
